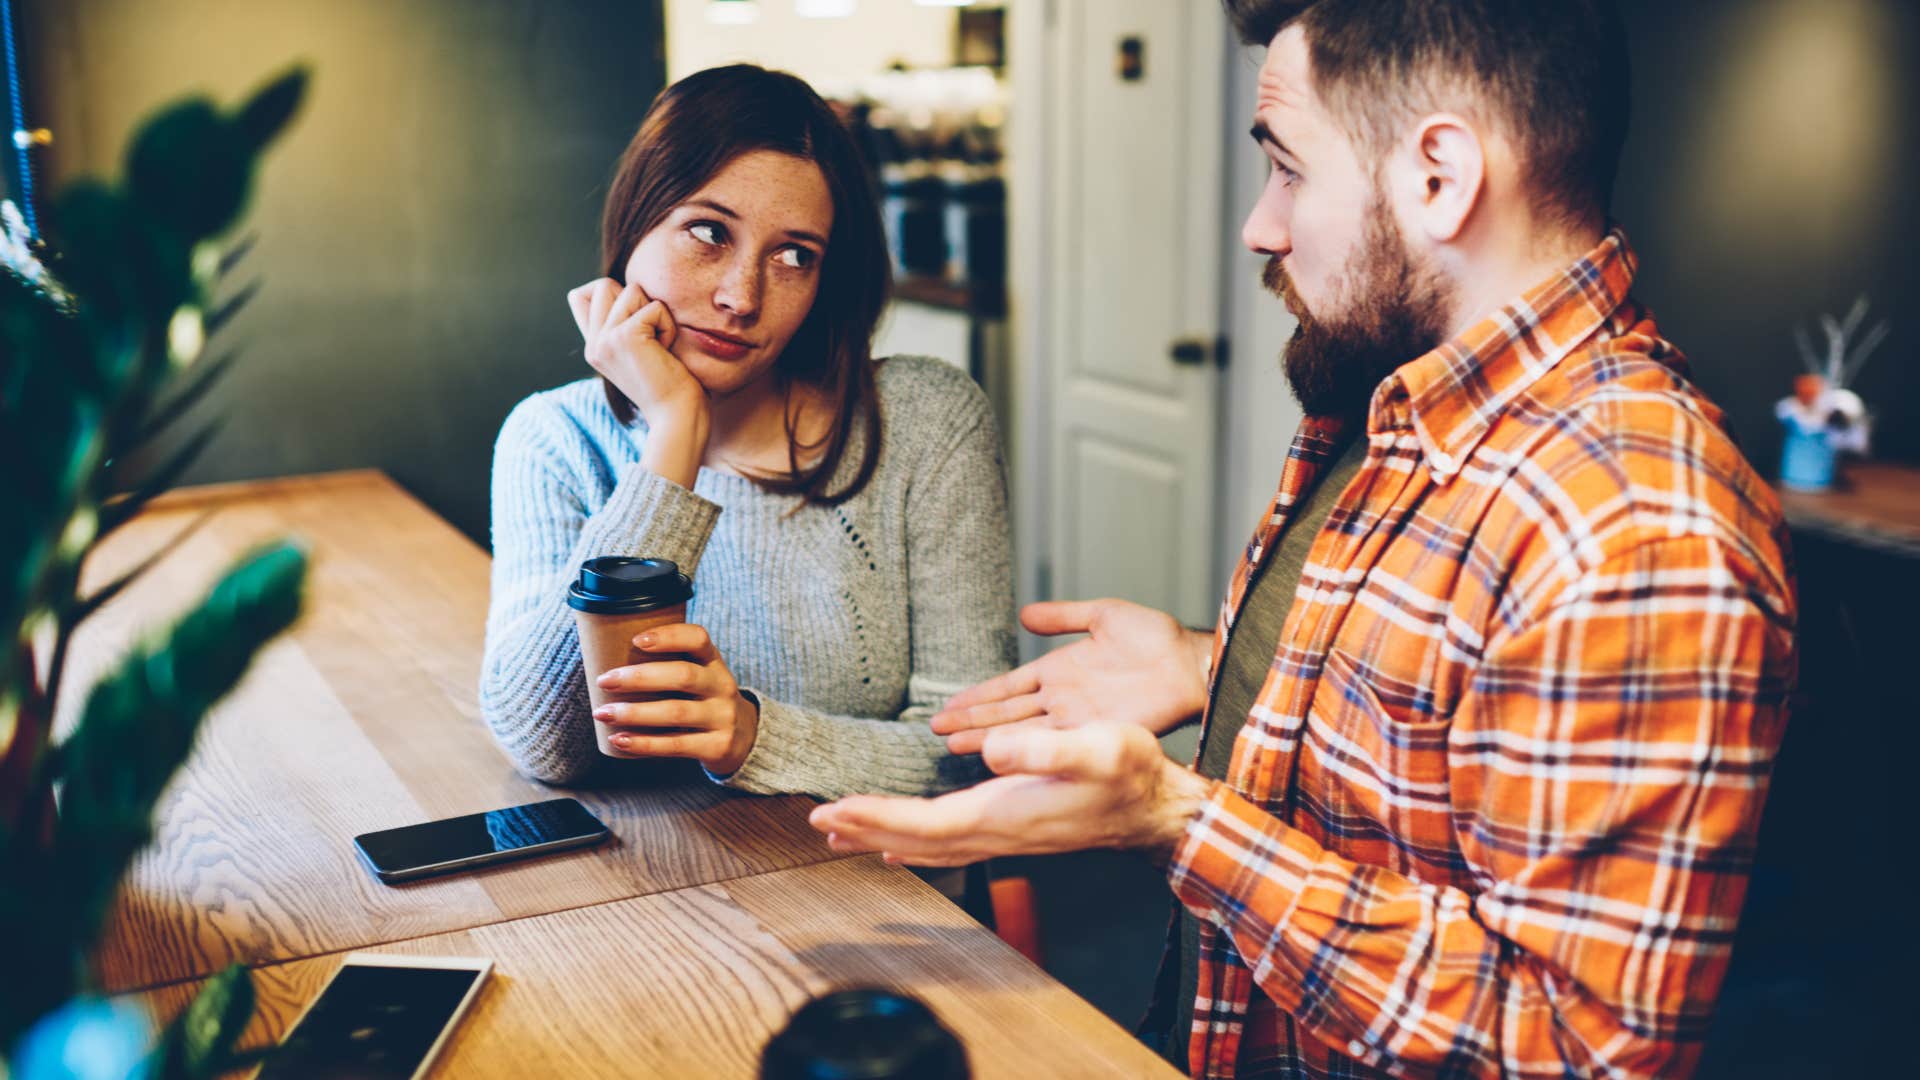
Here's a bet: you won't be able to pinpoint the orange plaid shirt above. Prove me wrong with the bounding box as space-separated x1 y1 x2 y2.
1166 229 1796 1078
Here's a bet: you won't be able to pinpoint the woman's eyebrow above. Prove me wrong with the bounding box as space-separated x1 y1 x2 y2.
686 198 825 247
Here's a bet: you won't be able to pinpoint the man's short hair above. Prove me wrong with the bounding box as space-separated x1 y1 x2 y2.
1223 0 1631 229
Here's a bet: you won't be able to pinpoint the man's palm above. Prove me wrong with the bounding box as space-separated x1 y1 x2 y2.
931 599 1210 754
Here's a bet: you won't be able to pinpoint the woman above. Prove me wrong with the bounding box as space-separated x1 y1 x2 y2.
481 64 1013 800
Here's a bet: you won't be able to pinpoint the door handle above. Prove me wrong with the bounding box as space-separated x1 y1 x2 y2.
1170 336 1227 368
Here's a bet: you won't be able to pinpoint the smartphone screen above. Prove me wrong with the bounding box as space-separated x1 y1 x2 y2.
258 958 489 1080
353 798 608 882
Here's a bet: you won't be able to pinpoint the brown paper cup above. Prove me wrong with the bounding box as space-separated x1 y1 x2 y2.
575 602 687 757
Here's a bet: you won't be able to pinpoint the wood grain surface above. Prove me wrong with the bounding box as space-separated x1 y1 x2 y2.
69 472 842 993
1778 460 1920 557
138 855 1180 1079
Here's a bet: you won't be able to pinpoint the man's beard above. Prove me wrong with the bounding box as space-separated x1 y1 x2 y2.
1264 192 1455 419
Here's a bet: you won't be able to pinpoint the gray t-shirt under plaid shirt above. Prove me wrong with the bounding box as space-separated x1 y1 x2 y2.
1167 432 1367 1073
480 356 1015 798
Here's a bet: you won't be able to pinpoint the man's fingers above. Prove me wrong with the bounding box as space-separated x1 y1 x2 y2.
942 715 1056 757
929 691 1046 735
1018 599 1107 637
937 667 1041 717
980 725 1124 780
811 791 995 865
810 790 982 843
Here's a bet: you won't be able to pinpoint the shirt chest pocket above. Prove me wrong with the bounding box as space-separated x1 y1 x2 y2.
1299 646 1459 877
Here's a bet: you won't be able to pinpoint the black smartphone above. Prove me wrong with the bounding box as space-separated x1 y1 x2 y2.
257 953 491 1080
352 797 610 883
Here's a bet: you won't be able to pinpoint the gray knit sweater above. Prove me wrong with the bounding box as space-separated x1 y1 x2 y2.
480 356 1014 798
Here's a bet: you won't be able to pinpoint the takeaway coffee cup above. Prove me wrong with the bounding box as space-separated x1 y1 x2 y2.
567 556 694 758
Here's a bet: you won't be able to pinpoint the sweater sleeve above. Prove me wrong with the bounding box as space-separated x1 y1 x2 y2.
714 378 1016 800
480 398 721 784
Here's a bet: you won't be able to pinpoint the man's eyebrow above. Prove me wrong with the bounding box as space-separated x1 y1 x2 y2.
686 198 826 247
1248 120 1299 163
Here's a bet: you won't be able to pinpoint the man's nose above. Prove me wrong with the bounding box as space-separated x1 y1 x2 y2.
1241 195 1290 257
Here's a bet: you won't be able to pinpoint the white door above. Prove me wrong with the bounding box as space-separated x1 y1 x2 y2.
1035 0 1229 629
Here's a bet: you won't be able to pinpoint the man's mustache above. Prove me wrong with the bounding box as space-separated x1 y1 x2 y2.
1263 255 1309 323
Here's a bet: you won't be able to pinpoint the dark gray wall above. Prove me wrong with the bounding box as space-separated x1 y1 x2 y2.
24 0 663 542
1614 0 1918 470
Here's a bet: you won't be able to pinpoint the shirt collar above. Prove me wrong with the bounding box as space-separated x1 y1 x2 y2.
1365 226 1639 481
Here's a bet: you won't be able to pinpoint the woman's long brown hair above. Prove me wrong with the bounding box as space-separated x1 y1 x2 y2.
599 64 889 506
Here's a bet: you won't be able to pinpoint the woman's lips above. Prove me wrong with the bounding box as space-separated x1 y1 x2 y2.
683 327 754 361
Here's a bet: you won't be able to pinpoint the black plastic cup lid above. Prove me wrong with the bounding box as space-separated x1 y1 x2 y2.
566 557 692 615
760 988 969 1080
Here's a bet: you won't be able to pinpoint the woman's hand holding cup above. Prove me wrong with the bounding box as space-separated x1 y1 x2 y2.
592 623 760 776
567 278 708 488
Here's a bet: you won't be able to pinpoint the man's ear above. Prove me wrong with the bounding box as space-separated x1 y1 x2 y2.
1395 113 1486 243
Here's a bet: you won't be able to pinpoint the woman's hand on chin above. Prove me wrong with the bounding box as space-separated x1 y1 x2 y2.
589 622 761 777
568 278 709 487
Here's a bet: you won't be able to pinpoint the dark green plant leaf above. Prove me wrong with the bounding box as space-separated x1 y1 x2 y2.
123 350 238 455
235 67 309 152
157 964 256 1079
125 99 249 241
98 420 220 539
4 65 307 1056
46 180 138 331
217 233 257 279
203 280 261 339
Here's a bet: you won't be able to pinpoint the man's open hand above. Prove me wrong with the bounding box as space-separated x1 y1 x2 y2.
809 724 1214 867
929 599 1212 755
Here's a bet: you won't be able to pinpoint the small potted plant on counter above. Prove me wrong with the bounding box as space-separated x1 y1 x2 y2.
1776 297 1887 491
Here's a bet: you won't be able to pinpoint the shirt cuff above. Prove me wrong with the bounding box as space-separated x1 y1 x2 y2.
1169 783 1318 926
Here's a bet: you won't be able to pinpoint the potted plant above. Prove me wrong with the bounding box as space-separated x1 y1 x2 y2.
1776 297 1887 491
2 69 311 1079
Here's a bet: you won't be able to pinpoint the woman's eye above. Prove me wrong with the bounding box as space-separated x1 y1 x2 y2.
689 222 725 245
776 247 817 270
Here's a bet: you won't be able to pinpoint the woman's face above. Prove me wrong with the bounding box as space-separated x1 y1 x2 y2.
624 150 835 398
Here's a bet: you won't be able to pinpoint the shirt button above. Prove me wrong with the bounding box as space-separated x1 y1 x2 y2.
1349 1039 1367 1057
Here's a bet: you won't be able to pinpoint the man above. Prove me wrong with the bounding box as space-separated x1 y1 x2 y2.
810 1 1796 1076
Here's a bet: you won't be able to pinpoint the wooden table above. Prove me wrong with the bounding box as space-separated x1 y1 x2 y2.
68 471 841 992
140 855 1174 1079
1777 460 1920 557
78 471 1176 1077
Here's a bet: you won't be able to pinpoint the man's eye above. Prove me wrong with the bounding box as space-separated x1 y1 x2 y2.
689 222 725 245
776 247 817 270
